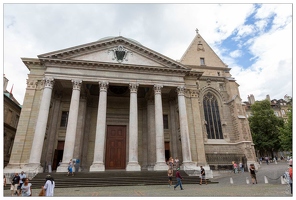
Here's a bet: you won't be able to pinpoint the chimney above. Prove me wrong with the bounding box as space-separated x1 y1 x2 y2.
3 74 9 91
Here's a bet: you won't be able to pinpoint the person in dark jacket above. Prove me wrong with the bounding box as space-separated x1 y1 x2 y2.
173 168 184 190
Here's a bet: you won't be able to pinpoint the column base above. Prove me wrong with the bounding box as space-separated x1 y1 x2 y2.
126 162 141 171
154 162 168 171
89 163 105 172
56 163 69 173
181 162 199 170
147 165 155 171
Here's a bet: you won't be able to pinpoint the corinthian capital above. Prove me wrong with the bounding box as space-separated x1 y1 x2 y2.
176 86 186 96
154 84 163 95
43 77 54 89
129 83 139 93
72 80 82 90
99 81 109 92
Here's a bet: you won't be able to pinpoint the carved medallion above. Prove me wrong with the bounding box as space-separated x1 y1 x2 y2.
108 45 133 63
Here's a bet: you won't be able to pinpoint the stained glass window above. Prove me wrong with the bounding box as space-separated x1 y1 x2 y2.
203 92 223 139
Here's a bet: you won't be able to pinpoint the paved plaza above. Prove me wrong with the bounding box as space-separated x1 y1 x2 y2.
3 161 293 197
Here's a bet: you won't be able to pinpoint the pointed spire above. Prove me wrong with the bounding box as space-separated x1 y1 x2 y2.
195 28 199 34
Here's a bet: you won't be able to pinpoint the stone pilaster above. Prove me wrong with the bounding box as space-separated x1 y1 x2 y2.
126 83 141 171
153 84 168 171
57 80 82 172
90 81 109 172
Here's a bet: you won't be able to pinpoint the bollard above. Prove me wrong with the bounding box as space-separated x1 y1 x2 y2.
264 176 269 184
281 176 286 184
246 177 250 184
230 177 233 184
275 160 277 164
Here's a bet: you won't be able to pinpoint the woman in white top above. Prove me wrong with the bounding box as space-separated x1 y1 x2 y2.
42 175 55 197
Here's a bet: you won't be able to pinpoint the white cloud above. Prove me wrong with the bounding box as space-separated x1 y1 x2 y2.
229 50 242 58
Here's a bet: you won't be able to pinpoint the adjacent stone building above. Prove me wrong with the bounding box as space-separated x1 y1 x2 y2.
3 75 22 167
4 31 257 174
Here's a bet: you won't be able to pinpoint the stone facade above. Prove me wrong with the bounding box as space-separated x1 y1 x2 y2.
3 75 22 167
4 32 257 174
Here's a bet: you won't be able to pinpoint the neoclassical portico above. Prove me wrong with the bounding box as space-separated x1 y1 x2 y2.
5 34 257 175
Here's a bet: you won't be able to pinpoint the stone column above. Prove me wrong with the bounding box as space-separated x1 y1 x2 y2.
26 77 54 171
153 84 168 170
126 83 141 171
57 80 82 172
169 100 179 160
147 99 156 171
177 86 196 169
90 81 109 172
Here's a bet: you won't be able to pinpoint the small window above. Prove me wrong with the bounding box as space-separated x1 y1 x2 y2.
281 110 286 115
274 111 279 117
200 58 205 65
60 111 69 127
163 114 169 129
217 72 220 76
15 115 20 128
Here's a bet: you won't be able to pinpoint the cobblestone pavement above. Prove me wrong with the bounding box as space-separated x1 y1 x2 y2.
3 161 293 197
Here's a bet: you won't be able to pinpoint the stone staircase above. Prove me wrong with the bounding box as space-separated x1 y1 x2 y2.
4 170 218 190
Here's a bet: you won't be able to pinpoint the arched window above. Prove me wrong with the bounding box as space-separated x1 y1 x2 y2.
203 92 223 139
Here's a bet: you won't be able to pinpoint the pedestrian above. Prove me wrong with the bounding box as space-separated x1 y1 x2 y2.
10 172 20 196
67 159 74 176
259 157 262 164
4 175 6 187
21 178 32 196
168 157 174 169
18 171 26 195
173 168 184 190
42 175 55 196
174 157 179 169
265 156 269 165
232 161 238 174
199 166 207 185
289 164 293 194
249 164 257 184
239 162 244 173
167 167 173 187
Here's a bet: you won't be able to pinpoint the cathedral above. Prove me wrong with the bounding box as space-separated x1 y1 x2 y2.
4 30 257 174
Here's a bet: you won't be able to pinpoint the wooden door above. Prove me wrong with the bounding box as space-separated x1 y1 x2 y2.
105 125 126 169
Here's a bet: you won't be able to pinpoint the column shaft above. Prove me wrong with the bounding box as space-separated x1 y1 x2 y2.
57 80 82 172
126 83 141 171
28 78 54 166
177 86 193 164
153 85 167 170
90 81 108 171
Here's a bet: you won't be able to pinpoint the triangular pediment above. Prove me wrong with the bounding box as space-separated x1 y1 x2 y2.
180 33 227 68
38 36 187 70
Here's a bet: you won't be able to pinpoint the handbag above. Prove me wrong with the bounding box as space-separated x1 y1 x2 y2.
38 188 45 196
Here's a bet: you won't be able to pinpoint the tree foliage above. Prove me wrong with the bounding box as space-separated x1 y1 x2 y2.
248 100 284 155
278 107 292 151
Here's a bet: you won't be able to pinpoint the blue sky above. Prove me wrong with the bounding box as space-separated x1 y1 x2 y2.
2 2 293 104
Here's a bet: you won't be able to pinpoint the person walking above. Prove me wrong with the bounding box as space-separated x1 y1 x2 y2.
67 159 74 176
42 175 55 196
249 164 257 184
239 162 244 173
167 167 173 187
10 172 20 196
265 156 269 165
18 171 26 195
289 164 293 194
173 168 184 190
21 178 32 196
199 166 207 185
232 161 238 174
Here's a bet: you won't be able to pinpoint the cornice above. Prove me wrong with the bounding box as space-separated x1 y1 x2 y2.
199 76 227 82
186 65 231 72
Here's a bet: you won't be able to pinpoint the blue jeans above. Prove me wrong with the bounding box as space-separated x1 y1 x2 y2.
174 178 183 189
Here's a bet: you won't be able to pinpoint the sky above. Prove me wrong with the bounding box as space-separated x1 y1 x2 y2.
2 2 293 105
